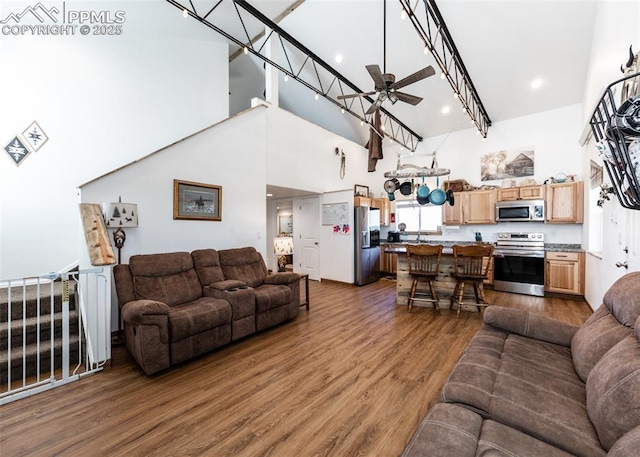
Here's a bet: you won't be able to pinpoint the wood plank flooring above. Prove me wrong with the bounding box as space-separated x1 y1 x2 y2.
0 279 593 457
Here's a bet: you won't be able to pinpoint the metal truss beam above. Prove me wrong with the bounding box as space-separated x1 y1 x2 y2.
399 0 492 138
165 0 423 151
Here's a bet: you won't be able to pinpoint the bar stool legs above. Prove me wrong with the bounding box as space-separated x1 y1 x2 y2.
408 277 439 313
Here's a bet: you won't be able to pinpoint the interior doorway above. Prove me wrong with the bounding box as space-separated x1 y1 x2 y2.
295 197 320 280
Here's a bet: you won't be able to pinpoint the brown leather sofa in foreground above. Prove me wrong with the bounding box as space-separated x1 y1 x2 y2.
402 271 640 457
113 247 300 375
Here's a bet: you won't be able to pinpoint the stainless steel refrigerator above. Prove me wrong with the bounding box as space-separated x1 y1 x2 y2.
354 206 380 285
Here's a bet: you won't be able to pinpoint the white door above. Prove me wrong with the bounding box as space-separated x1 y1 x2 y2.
625 209 640 272
296 197 320 280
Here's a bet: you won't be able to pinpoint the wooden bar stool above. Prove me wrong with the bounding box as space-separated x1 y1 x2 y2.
406 244 443 312
450 244 494 318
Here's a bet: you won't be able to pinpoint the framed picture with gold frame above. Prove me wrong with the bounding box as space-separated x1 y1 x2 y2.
173 179 222 221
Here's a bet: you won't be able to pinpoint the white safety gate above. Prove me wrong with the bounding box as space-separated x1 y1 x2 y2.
0 268 110 405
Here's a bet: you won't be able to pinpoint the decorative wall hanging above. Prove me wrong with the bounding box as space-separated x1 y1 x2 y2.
481 147 535 182
22 121 48 152
173 179 222 221
4 136 30 166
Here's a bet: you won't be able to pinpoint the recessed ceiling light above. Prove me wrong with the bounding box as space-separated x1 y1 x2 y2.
315 93 319 100
441 106 450 114
530 78 543 89
335 54 343 64
267 193 273 197
284 75 289 82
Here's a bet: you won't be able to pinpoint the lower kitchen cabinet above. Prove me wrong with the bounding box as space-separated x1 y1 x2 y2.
380 246 398 274
545 251 584 295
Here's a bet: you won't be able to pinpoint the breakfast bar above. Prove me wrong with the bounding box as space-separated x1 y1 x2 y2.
385 243 493 312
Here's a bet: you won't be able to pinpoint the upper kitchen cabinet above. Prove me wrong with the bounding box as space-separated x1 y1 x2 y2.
463 189 497 224
443 189 496 225
497 185 545 201
354 197 372 207
545 182 584 224
371 198 391 226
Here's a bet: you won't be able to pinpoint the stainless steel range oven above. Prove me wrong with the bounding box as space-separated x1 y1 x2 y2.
493 232 545 297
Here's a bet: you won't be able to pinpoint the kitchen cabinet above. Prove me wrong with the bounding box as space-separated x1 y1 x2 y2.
380 245 398 274
497 185 545 201
371 198 391 226
442 196 464 225
545 182 584 223
354 197 372 207
442 189 497 225
463 189 497 224
545 251 584 295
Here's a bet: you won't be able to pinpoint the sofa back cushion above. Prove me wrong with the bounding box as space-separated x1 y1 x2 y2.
129 252 202 306
191 249 225 286
602 272 640 326
218 247 267 288
571 305 634 382
571 272 640 382
586 319 640 451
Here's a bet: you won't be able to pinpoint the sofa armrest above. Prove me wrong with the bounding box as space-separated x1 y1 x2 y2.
483 305 579 347
121 300 170 344
122 299 170 323
208 279 247 290
264 272 300 285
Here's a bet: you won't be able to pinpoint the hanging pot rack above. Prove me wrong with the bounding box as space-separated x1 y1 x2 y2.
384 163 450 179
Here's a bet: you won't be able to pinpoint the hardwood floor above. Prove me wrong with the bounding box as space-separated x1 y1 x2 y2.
0 279 593 457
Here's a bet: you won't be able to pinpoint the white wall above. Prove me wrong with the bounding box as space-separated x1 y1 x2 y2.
381 104 586 245
0 1 229 278
320 190 355 283
581 0 640 309
80 107 269 263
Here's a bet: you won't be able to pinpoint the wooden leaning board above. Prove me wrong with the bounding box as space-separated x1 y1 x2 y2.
79 203 116 266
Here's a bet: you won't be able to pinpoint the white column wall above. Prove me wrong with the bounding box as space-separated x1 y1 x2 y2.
581 0 640 309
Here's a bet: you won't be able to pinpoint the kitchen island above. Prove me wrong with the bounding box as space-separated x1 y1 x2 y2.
385 242 493 312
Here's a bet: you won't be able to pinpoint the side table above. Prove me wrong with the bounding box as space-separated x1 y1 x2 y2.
299 273 310 310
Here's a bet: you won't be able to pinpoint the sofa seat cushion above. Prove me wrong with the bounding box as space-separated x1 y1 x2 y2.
442 328 605 457
254 284 292 313
401 403 574 457
167 297 231 342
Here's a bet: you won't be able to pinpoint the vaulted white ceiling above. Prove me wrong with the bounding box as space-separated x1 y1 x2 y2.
178 1 603 146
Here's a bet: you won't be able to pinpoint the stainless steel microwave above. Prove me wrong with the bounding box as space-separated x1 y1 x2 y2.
496 200 545 222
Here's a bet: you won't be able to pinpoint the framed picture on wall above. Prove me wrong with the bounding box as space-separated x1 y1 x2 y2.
354 184 369 197
173 179 222 221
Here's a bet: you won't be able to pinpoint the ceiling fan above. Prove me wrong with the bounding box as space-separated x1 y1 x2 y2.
337 0 435 115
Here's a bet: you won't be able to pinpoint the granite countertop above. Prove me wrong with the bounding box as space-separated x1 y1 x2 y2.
382 241 584 253
544 243 584 253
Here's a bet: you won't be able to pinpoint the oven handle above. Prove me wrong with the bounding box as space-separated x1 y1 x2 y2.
494 250 545 258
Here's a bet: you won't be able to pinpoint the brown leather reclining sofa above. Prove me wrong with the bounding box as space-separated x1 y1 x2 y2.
402 272 640 457
113 247 300 375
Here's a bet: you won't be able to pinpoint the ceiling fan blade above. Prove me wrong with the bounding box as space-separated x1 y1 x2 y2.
394 91 423 105
366 64 386 90
365 104 379 115
390 65 436 90
337 91 376 100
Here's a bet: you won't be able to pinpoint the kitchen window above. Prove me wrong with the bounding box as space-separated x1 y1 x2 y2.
395 201 443 234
